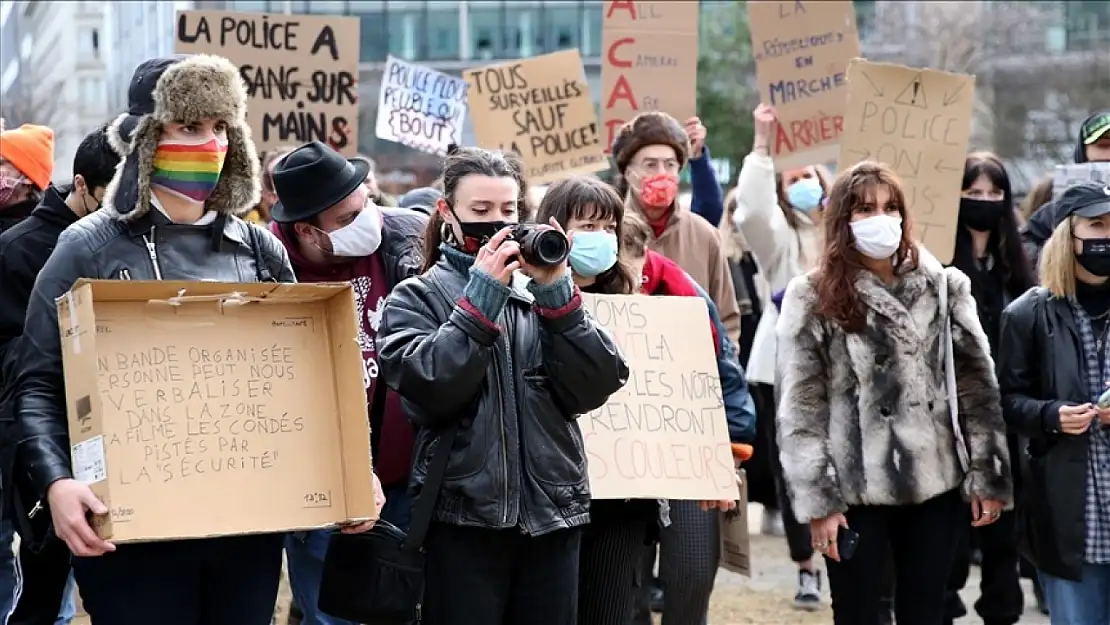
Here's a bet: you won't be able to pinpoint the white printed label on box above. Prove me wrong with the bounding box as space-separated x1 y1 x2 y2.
72 435 107 485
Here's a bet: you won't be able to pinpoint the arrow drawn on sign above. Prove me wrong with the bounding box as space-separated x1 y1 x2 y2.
859 71 884 98
942 82 967 107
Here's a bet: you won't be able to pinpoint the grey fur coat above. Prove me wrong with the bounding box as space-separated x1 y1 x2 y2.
775 249 1013 523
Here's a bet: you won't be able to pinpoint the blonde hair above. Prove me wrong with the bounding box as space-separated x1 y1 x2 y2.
1039 217 1077 299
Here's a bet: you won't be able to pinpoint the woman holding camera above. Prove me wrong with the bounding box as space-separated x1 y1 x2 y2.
376 147 629 625
776 161 1012 625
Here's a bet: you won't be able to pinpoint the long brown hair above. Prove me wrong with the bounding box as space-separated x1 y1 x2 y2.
1019 174 1054 225
535 176 639 295
813 161 919 333
775 164 834 229
421 146 531 272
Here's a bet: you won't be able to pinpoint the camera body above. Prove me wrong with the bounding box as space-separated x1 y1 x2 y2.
507 224 569 268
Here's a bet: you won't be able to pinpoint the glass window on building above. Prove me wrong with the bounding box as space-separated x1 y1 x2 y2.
501 7 541 59
1065 0 1110 50
582 4 602 58
427 8 461 61
854 0 876 40
350 6 388 62
470 8 501 61
545 5 582 52
306 1 346 14
388 10 420 61
230 1 268 12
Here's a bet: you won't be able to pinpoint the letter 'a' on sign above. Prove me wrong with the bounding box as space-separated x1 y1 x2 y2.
838 59 975 264
748 0 861 171
174 9 361 155
579 294 736 501
465 49 608 185
600 1 700 155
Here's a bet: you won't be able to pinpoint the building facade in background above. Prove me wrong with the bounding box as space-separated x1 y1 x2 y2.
105 1 196 113
0 0 109 183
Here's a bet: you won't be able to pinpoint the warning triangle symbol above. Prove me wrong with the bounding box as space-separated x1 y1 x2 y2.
894 73 928 109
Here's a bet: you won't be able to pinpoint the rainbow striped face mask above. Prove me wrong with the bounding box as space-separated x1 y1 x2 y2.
150 137 228 204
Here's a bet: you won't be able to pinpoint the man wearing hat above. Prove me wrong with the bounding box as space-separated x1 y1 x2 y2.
0 123 55 233
269 140 425 625
10 54 310 624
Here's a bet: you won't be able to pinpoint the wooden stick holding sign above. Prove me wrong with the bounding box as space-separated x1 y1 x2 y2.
838 60 974 264
465 50 608 185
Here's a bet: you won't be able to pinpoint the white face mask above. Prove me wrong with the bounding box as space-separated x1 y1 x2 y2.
850 214 903 260
323 200 383 257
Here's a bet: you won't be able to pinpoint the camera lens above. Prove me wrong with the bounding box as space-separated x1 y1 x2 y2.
531 230 570 266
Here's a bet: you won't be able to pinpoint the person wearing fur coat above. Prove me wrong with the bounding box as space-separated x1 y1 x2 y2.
776 161 1013 625
9 54 340 624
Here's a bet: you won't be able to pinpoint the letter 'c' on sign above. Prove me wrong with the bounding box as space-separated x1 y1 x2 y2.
607 38 634 68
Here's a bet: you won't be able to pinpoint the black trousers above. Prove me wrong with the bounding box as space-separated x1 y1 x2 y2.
8 536 71 625
757 382 814 564
825 489 965 625
72 533 283 625
423 523 582 625
632 501 718 625
578 518 646 625
945 509 1024 624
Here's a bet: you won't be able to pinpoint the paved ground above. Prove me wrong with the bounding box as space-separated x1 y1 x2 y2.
72 504 1051 625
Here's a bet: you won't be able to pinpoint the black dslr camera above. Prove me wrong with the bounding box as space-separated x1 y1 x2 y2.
507 224 569 268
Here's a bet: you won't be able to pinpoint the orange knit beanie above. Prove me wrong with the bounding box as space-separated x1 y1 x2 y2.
0 124 55 190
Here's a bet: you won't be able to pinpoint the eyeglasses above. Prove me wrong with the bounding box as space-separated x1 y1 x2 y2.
632 158 681 176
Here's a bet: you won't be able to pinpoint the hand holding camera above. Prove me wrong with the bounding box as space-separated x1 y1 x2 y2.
474 219 572 286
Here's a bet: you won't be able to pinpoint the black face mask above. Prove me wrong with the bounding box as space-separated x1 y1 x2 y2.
444 201 510 253
1076 237 1110 276
959 198 1006 232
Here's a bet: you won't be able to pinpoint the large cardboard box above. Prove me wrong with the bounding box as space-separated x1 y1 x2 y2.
58 280 376 542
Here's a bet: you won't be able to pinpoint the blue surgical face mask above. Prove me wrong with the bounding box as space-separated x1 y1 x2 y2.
569 231 619 277
786 177 824 213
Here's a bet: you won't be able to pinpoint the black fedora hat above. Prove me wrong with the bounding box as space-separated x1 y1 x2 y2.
271 141 370 223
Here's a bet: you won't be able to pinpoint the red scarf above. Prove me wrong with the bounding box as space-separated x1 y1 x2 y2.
640 250 720 354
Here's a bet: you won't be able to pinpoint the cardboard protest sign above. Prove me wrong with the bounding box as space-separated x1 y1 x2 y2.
839 60 975 264
600 1 700 153
580 294 735 501
719 469 750 576
376 56 468 156
749 1 860 170
1054 163 1110 197
175 10 360 155
59 280 375 542
465 49 607 184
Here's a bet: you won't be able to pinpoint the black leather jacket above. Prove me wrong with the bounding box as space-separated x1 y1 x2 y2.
13 208 295 501
377 257 629 536
997 287 1096 581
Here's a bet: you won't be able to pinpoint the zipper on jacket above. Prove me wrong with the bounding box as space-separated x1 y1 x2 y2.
118 268 132 280
27 500 42 519
491 343 510 525
141 227 164 280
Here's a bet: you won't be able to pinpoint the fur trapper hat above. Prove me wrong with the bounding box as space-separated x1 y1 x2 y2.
104 54 260 221
611 112 691 175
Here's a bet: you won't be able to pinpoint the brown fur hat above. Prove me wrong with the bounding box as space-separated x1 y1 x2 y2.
104 54 259 221
610 112 691 175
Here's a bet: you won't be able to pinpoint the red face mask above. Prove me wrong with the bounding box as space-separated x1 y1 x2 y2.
638 173 679 208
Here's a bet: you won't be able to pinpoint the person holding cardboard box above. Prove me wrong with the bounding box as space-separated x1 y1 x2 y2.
376 145 629 625
776 161 1012 625
7 54 330 625
269 140 425 625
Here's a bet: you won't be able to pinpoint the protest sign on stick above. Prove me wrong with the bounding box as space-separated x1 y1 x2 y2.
175 10 360 155
580 294 735 501
749 0 860 170
600 1 699 153
465 50 607 184
839 60 974 264
376 56 468 156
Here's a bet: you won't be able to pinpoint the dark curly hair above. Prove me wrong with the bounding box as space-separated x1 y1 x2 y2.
813 161 919 333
